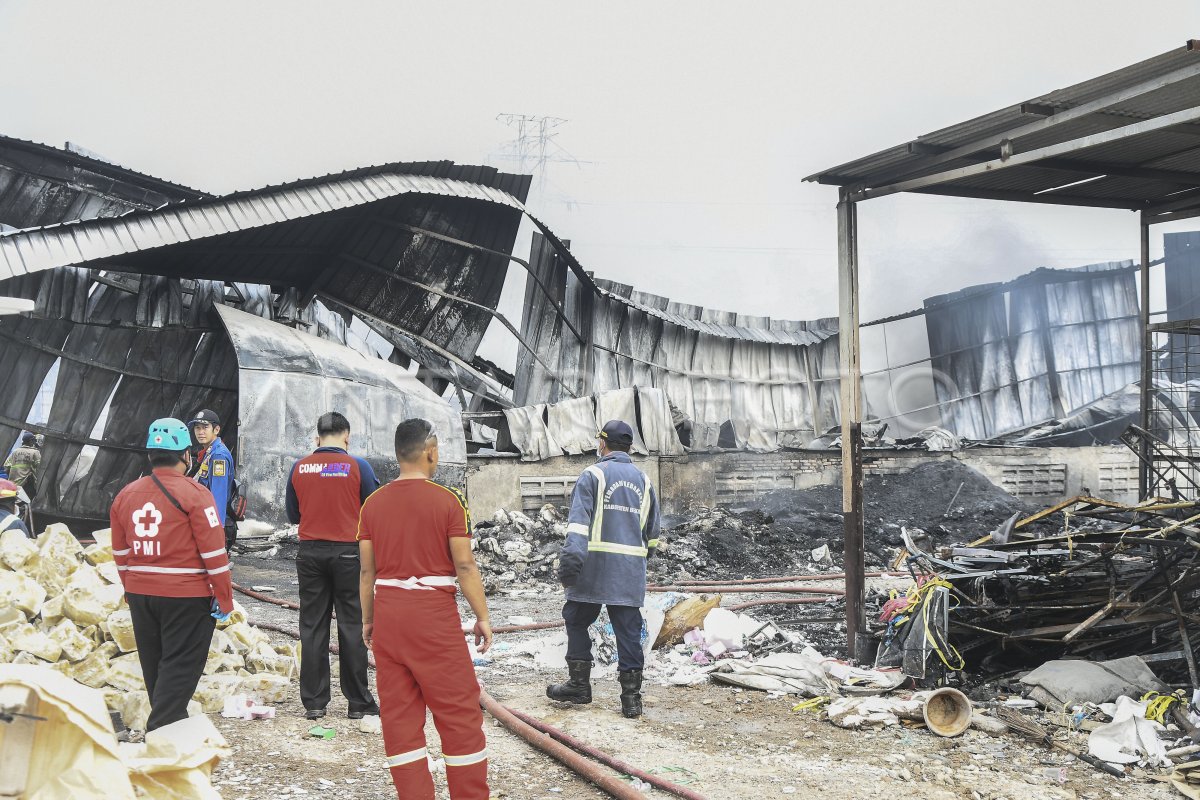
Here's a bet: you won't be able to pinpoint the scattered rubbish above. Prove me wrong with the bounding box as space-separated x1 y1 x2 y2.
1088 695 1171 768
358 714 382 734
249 585 277 593
307 725 337 739
220 694 275 720
1041 767 1068 784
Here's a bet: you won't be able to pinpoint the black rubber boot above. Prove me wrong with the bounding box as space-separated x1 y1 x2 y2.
619 669 643 718
546 659 592 704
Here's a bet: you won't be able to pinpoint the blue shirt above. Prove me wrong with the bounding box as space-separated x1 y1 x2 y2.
195 437 234 525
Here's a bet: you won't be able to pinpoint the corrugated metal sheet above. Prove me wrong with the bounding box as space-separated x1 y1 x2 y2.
0 135 208 230
515 232 840 451
216 305 466 526
925 261 1141 440
806 41 1200 216
0 173 522 279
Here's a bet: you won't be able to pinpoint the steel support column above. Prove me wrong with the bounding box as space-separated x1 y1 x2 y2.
837 192 866 658
1139 211 1152 499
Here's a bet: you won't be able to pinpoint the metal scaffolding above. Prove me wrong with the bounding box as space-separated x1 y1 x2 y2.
807 40 1200 659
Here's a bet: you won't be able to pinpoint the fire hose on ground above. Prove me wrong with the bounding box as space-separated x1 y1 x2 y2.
648 585 846 596
252 617 708 798
479 686 709 800
667 571 895 586
233 583 567 634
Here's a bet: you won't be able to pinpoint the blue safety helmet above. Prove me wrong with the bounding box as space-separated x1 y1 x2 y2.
146 418 191 451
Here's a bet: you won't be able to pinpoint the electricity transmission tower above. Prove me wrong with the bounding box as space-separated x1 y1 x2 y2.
494 114 586 198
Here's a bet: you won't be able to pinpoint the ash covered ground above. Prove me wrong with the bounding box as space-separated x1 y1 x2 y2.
656 460 1036 580
467 460 1036 589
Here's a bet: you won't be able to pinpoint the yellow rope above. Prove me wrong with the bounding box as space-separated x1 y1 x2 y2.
792 696 831 713
1141 690 1184 724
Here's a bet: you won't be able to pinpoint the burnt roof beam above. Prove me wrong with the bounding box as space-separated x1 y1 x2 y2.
900 141 1200 187
848 105 1200 203
828 56 1200 187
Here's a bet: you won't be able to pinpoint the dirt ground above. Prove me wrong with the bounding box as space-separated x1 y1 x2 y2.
214 556 1180 800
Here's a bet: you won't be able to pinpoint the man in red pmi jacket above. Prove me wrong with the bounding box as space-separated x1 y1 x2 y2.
286 411 380 720
111 418 234 731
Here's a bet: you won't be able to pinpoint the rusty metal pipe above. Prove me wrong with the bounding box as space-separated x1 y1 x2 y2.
648 585 846 595
728 597 835 611
479 687 649 799
664 572 895 586
234 583 300 610
236 583 564 635
504 705 710 800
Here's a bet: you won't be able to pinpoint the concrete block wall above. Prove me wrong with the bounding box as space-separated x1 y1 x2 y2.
464 446 1139 522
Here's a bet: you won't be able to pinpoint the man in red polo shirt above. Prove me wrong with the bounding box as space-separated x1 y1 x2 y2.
359 418 492 800
286 411 380 721
111 418 233 731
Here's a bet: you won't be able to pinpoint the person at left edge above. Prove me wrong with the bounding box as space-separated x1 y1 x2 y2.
187 409 236 552
110 418 233 732
285 411 381 721
0 479 31 538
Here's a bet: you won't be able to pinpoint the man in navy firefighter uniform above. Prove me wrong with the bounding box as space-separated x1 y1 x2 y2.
547 419 661 718
286 412 381 720
187 409 237 551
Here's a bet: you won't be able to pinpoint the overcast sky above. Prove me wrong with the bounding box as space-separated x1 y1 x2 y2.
2 1 1198 365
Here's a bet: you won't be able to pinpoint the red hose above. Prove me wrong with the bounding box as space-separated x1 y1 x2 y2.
666 572 896 586
648 585 846 596
728 597 835 611
234 583 300 610
236 582 564 635
479 687 650 799
254 620 378 668
505 706 710 800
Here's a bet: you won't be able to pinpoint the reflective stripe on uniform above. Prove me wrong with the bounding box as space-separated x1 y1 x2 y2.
565 522 589 537
638 472 653 529
206 564 231 575
200 547 227 559
386 747 428 767
587 541 648 557
443 748 488 767
0 513 19 533
126 566 206 574
112 548 131 557
584 465 606 543
647 539 659 548
376 576 457 591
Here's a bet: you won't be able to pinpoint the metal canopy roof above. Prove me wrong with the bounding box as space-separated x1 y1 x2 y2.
805 40 1200 223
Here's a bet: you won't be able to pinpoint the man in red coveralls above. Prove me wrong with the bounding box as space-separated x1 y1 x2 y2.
110 418 234 731
359 418 492 799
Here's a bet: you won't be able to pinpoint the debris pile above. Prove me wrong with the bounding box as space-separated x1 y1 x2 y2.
654 460 1035 581
0 524 297 730
471 506 567 592
880 495 1200 684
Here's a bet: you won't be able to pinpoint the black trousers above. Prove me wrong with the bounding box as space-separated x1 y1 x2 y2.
126 593 214 731
297 540 377 713
563 600 645 671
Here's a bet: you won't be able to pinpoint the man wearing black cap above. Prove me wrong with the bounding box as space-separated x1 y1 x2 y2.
187 409 237 551
547 419 661 718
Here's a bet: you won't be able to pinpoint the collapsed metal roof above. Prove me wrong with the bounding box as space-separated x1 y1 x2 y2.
0 135 210 229
806 40 1200 223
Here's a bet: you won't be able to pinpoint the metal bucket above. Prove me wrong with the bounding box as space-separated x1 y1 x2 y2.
922 687 972 737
